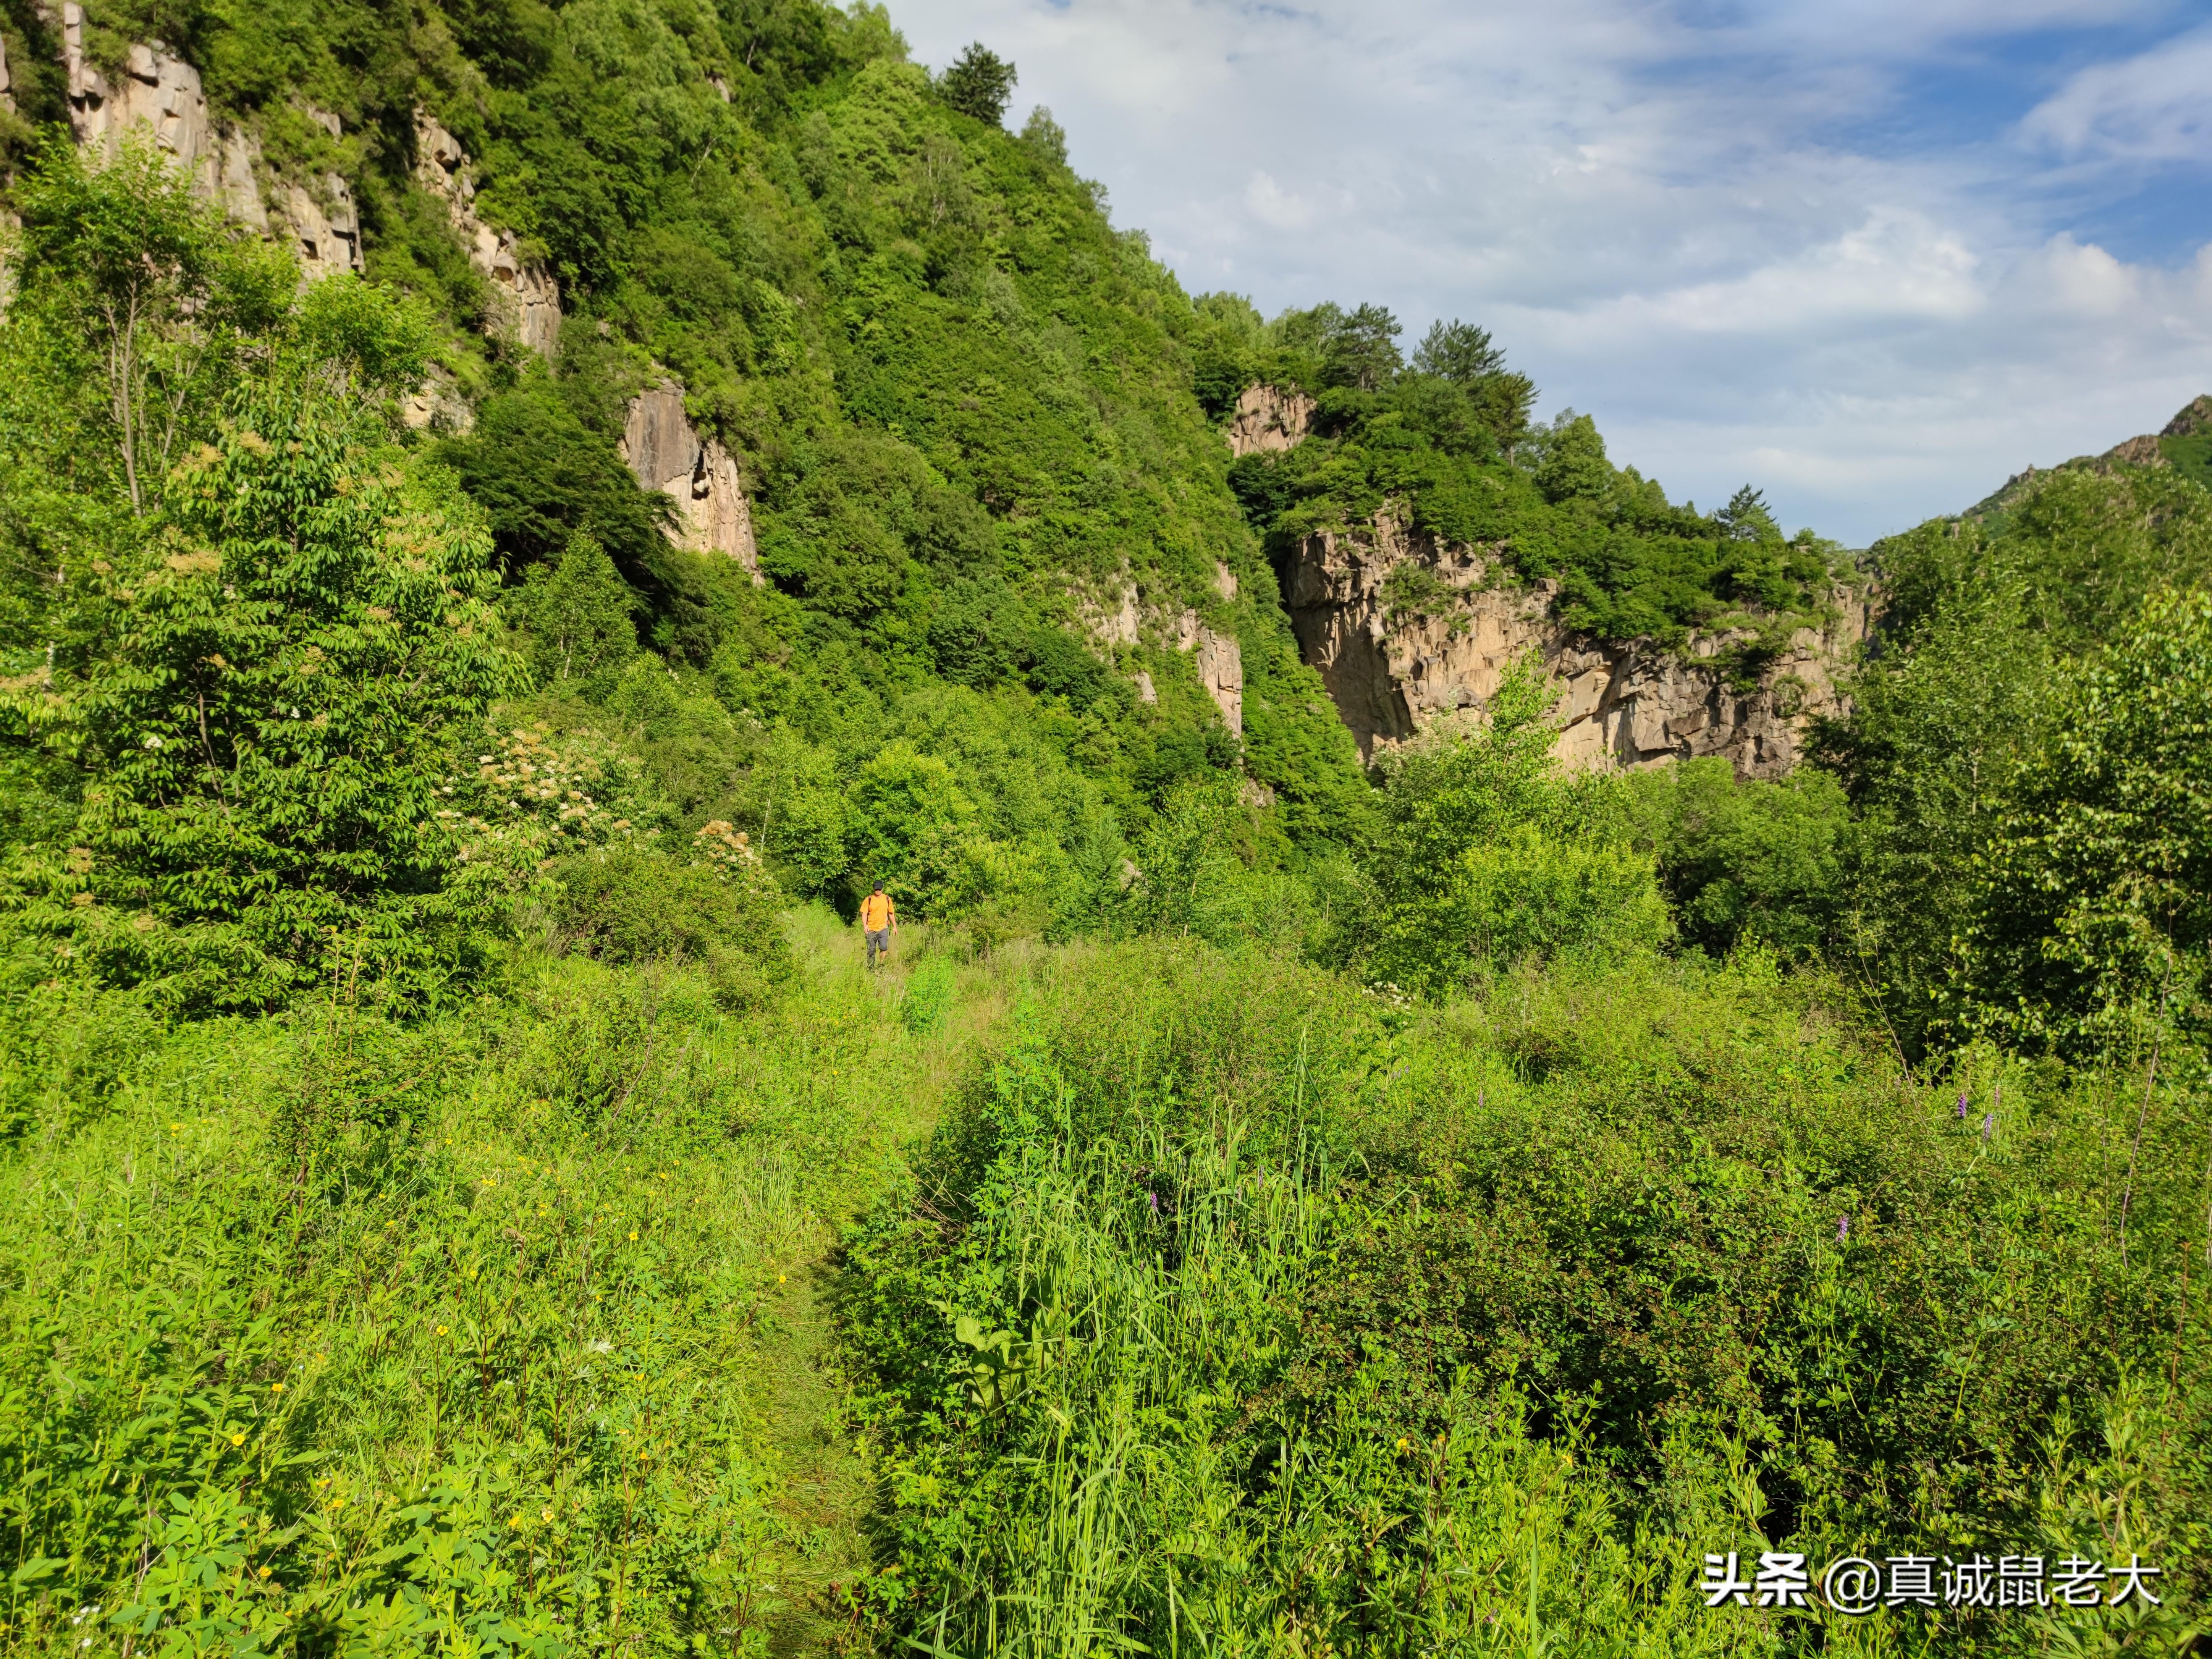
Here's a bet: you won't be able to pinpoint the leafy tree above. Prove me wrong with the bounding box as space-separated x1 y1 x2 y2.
22 399 522 1012
1019 105 1068 167
521 532 638 697
1622 757 1848 959
1358 659 1670 991
1532 412 1611 504
1320 302 1402 393
936 42 1017 125
1411 319 1504 384
1958 585 2212 1056
11 134 294 515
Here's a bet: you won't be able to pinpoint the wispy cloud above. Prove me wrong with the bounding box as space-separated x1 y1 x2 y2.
890 0 2212 543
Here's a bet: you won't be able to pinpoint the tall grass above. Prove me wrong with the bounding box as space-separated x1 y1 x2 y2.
846 941 2211 1657
0 923 973 1656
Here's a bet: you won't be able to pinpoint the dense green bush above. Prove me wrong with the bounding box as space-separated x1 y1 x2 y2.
1623 757 1850 959
844 943 2210 1656
553 839 786 1010
1353 661 1672 992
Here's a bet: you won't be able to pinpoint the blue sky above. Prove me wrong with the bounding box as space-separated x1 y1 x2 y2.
886 0 2212 545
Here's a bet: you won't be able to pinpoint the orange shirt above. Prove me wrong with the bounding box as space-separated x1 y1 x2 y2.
861 891 895 929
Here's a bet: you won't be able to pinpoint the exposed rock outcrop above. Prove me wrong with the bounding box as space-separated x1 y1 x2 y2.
53 12 361 280
1282 514 1866 778
1076 580 1243 731
1226 384 1313 457
414 112 561 356
280 173 363 283
1195 625 1243 733
618 383 762 581
62 16 216 175
2 32 16 113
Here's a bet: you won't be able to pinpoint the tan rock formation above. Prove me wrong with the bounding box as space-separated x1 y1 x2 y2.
2 32 15 113
1282 513 1866 777
1195 626 1243 733
414 112 561 356
53 15 364 282
400 374 474 435
61 15 217 176
281 174 363 283
618 382 762 581
1226 383 1314 457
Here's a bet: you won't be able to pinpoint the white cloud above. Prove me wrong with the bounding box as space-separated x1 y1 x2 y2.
888 0 2212 544
1243 171 1314 231
2022 24 2212 163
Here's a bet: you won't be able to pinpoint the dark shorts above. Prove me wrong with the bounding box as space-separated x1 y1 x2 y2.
865 927 891 954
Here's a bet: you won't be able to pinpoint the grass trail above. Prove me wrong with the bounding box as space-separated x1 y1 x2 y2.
752 915 1025 1653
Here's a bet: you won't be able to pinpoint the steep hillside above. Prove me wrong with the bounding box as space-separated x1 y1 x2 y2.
1197 310 1868 775
1971 393 2212 519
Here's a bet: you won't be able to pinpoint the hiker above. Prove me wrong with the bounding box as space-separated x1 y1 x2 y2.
860 881 897 969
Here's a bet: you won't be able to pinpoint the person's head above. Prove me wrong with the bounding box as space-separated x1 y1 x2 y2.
873 881 884 893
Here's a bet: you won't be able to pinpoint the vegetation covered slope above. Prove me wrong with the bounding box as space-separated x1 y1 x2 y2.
0 0 2210 1654
1203 304 1847 648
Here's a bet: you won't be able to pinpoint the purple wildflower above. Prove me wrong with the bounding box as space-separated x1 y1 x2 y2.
1981 1113 1994 1141
1147 1190 1159 1215
1837 1215 1850 1243
1957 1092 1969 1119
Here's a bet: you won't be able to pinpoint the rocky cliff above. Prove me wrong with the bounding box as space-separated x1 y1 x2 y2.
412 113 561 357
1280 513 1868 778
29 14 561 355
619 383 762 581
1226 384 1314 458
54 5 364 283
1079 580 1245 732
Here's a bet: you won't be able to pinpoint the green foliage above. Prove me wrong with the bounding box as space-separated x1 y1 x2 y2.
934 42 1016 126
9 134 297 516
1826 461 2212 1059
6 396 522 1014
1623 757 1850 959
844 943 2212 1656
1355 660 1672 992
554 837 787 1007
522 533 639 697
1958 585 2212 1055
1231 374 1837 646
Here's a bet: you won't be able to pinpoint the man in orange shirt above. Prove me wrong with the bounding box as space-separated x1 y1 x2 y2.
860 881 897 969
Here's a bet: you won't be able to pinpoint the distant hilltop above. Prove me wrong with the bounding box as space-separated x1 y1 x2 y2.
1973 395 2212 517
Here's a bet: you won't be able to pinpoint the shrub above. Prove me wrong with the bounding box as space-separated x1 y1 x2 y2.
553 841 785 1009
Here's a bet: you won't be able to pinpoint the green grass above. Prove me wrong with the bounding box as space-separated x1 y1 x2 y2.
0 919 2206 1657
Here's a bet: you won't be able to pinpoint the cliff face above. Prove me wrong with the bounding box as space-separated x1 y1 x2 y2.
1226 384 1313 458
1281 514 1868 777
619 383 763 581
33 15 561 353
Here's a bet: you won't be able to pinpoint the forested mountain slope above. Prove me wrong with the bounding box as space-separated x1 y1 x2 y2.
1 0 2210 1654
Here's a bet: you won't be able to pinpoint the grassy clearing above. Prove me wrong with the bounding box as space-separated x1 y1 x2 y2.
0 924 2205 1657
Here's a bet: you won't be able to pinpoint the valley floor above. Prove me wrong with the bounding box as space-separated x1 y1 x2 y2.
0 914 2204 1657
